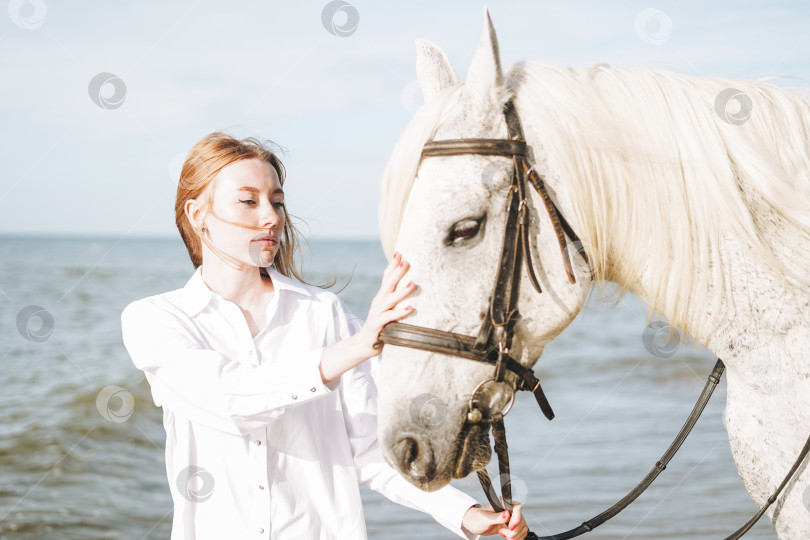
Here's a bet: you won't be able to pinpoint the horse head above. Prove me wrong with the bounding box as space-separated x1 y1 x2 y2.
377 8 590 491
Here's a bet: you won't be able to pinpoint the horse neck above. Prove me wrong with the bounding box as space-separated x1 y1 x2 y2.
528 128 810 366
511 63 810 370
612 219 810 368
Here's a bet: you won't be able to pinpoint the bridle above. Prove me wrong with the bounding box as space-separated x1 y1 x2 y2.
378 99 810 539
380 99 576 426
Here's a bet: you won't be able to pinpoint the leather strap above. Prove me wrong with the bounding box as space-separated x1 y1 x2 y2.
534 359 725 539
474 413 514 514
422 138 527 157
379 322 555 421
723 431 810 540
526 165 585 284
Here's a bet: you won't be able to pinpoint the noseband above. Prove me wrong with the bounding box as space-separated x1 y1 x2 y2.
379 99 810 539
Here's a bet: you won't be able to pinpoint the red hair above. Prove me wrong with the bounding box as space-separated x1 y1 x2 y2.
175 131 314 284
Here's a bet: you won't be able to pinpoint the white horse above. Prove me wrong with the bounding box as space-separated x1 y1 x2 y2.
376 8 810 539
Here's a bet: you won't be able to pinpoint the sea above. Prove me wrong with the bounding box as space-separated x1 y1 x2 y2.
0 235 777 539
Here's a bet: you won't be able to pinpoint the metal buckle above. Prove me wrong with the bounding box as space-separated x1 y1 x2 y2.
466 377 516 424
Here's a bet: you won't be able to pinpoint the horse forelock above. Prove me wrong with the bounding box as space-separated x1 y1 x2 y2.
379 82 517 258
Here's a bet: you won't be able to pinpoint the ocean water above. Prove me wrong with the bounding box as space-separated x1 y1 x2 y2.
0 235 776 539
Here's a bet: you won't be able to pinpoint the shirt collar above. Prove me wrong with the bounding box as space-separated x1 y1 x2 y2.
180 265 313 317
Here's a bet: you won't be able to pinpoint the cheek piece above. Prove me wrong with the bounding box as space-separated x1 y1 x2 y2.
196 204 284 271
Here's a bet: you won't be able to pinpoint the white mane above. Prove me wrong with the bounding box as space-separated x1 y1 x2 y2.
379 62 810 335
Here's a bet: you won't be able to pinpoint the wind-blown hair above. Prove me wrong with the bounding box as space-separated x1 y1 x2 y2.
380 63 810 335
175 131 317 285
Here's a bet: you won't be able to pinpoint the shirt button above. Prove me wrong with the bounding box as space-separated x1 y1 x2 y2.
291 394 297 400
255 440 262 446
258 484 264 490
258 528 265 534
310 387 316 392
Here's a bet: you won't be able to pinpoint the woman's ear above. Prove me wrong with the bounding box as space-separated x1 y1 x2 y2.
185 199 205 231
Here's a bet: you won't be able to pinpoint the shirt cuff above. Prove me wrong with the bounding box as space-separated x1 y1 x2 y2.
430 484 482 540
299 346 341 399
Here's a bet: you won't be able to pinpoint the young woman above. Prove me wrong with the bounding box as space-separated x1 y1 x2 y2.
121 132 528 540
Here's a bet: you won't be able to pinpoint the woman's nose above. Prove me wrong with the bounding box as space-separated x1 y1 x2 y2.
261 204 283 228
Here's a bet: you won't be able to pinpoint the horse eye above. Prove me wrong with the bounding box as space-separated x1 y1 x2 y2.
448 216 485 245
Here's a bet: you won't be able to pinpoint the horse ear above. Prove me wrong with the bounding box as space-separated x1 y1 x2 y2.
464 6 503 100
415 39 459 104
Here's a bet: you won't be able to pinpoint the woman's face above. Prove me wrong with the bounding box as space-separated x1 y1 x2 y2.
201 158 286 268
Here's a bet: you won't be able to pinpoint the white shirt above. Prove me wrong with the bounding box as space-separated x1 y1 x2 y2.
121 265 480 540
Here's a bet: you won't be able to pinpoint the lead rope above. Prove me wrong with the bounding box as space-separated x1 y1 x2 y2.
723 432 810 540
475 359 810 539
477 413 541 539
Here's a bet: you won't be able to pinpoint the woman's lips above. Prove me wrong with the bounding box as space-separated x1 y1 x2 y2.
253 236 278 245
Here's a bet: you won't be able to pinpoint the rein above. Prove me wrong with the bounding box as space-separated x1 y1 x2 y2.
379 99 810 538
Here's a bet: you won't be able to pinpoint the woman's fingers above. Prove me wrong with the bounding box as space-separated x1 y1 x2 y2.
380 253 409 294
501 503 528 539
358 251 417 356
380 251 400 280
382 251 400 278
369 284 415 322
379 280 416 311
508 503 522 529
383 304 414 324
368 297 413 329
372 253 413 311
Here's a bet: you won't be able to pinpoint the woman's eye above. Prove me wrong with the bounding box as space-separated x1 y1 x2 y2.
239 200 284 209
448 216 485 245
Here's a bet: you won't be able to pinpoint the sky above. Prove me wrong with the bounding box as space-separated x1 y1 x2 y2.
0 0 808 240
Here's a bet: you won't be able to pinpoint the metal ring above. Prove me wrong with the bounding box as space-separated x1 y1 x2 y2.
468 377 516 419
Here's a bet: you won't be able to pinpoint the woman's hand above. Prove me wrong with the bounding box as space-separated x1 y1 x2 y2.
319 251 415 383
352 250 415 358
462 503 528 539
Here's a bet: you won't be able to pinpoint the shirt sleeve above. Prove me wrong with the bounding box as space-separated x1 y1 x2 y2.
121 298 340 436
329 297 481 540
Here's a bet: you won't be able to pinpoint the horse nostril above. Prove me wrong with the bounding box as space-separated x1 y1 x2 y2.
395 436 417 466
394 435 436 480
